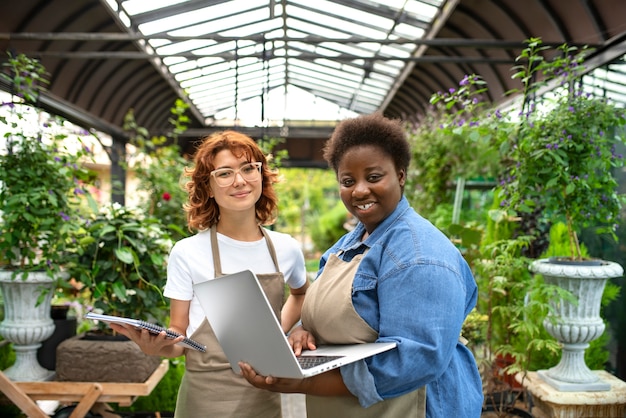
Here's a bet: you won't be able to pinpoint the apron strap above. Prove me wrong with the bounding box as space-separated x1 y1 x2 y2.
209 225 223 277
259 226 281 273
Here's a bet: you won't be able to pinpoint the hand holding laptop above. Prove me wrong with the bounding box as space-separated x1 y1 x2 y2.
238 360 315 388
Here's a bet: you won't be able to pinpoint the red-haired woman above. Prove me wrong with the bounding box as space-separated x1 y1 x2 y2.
112 130 308 417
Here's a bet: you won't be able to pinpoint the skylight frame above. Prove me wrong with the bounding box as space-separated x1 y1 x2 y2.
116 0 446 126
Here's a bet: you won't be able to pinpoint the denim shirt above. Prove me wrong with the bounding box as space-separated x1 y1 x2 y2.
317 197 483 417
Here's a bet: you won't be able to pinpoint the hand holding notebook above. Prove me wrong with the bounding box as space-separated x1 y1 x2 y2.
85 312 207 352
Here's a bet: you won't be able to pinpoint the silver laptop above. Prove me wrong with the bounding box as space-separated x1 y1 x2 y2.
193 269 396 379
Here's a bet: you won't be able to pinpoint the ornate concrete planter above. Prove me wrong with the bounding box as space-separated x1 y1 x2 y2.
530 258 623 391
0 270 56 381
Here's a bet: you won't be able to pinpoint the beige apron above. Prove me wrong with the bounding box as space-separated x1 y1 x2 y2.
175 225 285 418
301 252 426 418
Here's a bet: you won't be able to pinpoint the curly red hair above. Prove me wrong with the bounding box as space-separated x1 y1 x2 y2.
183 130 280 231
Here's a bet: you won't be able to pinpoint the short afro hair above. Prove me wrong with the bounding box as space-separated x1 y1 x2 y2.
323 112 410 173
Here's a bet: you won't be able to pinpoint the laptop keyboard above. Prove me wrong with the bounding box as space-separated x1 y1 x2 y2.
297 355 343 369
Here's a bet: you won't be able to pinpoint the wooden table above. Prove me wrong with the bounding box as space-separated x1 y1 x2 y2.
0 359 169 418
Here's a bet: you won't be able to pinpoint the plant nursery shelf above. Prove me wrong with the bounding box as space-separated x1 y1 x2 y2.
0 359 168 418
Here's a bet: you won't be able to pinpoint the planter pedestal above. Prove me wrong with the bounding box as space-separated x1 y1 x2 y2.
516 371 626 418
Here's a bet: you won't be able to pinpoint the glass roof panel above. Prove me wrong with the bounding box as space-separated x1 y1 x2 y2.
111 0 447 126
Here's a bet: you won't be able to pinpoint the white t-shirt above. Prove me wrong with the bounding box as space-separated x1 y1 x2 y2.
164 228 307 337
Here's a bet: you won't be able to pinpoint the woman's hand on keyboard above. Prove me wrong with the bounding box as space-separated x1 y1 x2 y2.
287 325 317 355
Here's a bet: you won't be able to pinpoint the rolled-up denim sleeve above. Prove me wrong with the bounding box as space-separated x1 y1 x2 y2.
340 360 382 408
345 261 468 406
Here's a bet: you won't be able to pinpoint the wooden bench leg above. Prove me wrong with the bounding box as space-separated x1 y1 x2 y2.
0 371 49 418
68 383 102 418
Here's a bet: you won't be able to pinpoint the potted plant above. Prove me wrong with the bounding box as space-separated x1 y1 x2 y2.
0 53 93 381
500 38 626 261
500 38 626 390
56 202 175 382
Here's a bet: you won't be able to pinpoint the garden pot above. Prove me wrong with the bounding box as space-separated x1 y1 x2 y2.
493 353 522 389
530 258 623 391
55 332 161 382
37 305 77 371
0 270 56 381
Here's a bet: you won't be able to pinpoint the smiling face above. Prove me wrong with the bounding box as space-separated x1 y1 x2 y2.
337 144 405 235
210 149 263 216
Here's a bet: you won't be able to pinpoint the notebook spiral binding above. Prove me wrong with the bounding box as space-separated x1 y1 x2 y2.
136 320 207 352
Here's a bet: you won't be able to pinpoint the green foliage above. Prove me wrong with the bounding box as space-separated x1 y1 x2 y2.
405 74 510 216
274 168 339 252
425 203 454 232
541 222 590 259
0 341 22 417
500 38 626 260
309 201 349 253
0 51 49 103
473 233 568 375
456 190 564 377
257 136 289 169
124 100 191 241
68 203 174 330
0 53 95 279
0 341 15 369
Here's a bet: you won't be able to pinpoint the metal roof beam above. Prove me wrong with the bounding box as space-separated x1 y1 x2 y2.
11 50 525 64
0 78 128 140
0 33 599 48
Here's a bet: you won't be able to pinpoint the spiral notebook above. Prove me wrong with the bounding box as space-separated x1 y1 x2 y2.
85 312 207 352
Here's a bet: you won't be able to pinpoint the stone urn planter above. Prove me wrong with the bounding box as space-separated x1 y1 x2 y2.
530 258 623 391
55 332 161 382
0 270 56 381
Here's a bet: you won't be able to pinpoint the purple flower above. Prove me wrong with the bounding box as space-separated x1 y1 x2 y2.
59 212 70 221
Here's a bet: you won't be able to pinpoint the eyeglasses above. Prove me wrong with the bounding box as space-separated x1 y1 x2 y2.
210 162 262 187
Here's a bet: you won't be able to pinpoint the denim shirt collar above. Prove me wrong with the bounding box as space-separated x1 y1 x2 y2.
340 196 410 252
